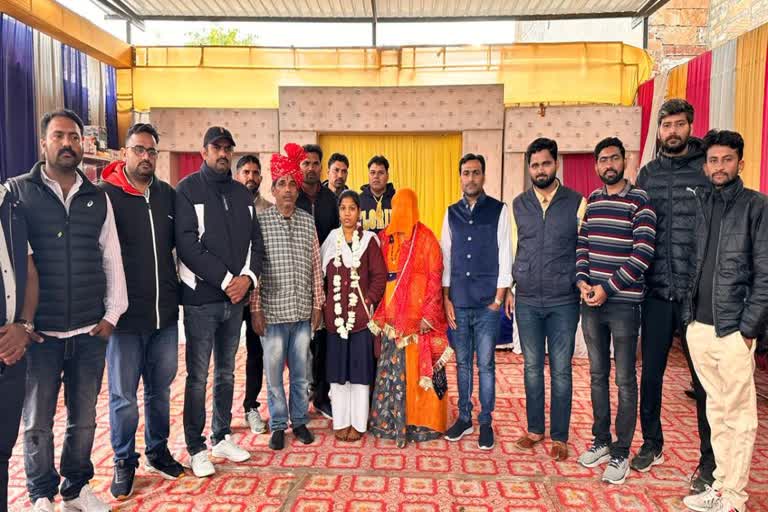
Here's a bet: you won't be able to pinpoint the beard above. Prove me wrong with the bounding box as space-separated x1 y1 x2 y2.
531 173 557 189
660 135 687 155
600 168 625 186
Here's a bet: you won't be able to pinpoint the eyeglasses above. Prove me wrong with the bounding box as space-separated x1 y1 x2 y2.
128 145 159 158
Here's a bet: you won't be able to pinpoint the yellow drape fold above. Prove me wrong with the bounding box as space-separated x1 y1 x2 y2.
318 133 462 236
734 24 768 191
666 62 688 101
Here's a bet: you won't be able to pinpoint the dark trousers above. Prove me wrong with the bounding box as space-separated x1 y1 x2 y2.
23 334 107 501
581 302 640 458
640 296 714 473
0 358 26 512
309 328 330 408
242 308 264 412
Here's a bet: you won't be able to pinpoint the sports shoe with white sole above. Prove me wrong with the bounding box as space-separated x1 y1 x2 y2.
577 442 611 468
246 408 268 434
32 498 55 512
601 456 630 485
211 435 251 462
60 485 110 512
190 451 215 478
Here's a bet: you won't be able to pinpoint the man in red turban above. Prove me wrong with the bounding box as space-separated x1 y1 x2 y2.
250 143 325 451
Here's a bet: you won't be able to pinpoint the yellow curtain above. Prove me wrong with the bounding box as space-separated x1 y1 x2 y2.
666 62 688 100
735 24 768 190
318 133 462 236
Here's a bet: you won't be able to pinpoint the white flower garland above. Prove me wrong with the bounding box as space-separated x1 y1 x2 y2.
332 229 362 339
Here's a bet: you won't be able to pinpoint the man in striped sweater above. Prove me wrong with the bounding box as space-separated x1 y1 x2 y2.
575 137 657 485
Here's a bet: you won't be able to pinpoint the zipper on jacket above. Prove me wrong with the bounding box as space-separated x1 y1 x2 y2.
666 175 673 301
145 192 161 330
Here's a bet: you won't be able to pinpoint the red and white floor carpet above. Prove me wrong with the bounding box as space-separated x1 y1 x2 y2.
7 345 768 511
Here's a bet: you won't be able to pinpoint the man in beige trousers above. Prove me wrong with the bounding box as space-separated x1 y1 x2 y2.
682 129 768 512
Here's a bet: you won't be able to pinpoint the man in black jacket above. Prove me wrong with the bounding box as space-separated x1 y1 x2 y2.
360 155 396 234
176 127 264 478
632 100 715 491
297 144 339 419
682 129 768 512
0 185 40 512
99 123 183 499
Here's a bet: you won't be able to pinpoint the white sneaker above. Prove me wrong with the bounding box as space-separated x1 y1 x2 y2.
61 485 110 512
190 451 216 478
683 487 720 512
211 435 251 463
32 498 55 512
246 409 267 434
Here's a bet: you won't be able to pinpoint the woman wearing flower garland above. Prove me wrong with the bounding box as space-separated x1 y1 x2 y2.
320 190 387 441
368 188 453 448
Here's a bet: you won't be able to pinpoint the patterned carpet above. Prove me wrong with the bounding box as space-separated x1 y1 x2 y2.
6 341 768 511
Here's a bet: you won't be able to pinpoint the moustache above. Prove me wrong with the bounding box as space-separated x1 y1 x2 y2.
535 174 550 180
217 158 229 164
58 148 76 158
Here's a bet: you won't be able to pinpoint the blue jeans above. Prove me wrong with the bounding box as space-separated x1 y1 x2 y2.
261 321 311 431
581 302 640 458
515 302 579 442
107 324 179 464
23 334 107 501
450 306 499 425
183 302 243 456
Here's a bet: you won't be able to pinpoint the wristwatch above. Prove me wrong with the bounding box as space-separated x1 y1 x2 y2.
15 319 34 334
494 297 503 306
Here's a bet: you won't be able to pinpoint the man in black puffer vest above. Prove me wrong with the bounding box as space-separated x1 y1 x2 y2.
9 109 128 512
176 127 264 478
682 129 768 512
631 99 715 492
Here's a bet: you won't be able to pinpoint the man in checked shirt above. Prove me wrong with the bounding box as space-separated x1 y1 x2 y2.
250 143 324 451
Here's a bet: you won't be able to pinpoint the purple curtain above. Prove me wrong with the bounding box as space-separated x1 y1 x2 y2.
61 44 89 125
105 65 118 149
0 15 37 181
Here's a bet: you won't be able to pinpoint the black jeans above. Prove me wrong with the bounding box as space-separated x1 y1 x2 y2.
0 358 25 512
581 303 640 459
242 307 263 412
640 297 715 473
309 328 330 408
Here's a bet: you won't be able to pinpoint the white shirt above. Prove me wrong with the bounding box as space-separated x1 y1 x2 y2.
40 168 128 338
440 195 512 289
0 186 33 323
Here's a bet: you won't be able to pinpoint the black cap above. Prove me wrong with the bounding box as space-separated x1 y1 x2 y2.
203 126 236 147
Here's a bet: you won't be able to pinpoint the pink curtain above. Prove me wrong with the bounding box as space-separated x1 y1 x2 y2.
761 48 768 194
562 153 603 198
637 80 655 157
685 50 713 138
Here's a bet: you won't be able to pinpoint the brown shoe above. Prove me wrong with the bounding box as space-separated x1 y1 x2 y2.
334 427 350 441
346 429 364 442
514 433 544 450
550 441 569 461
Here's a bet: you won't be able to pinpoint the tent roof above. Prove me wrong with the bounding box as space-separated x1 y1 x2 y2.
98 0 669 24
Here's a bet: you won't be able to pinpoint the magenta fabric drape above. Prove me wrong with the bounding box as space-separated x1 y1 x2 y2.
685 50 713 139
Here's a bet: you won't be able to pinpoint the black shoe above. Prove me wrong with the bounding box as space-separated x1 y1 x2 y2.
314 401 333 420
478 424 494 450
293 424 315 444
110 460 136 500
146 448 185 480
269 430 285 450
630 445 664 472
444 419 474 441
690 464 715 493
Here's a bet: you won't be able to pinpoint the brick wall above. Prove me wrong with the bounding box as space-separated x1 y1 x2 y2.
648 0 711 72
709 0 768 46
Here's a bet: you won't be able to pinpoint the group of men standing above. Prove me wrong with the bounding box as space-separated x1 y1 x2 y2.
0 97 764 512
